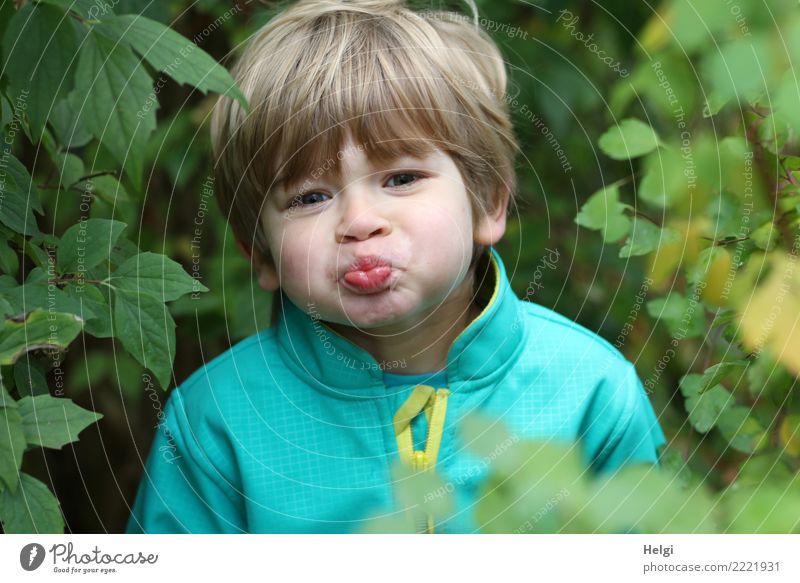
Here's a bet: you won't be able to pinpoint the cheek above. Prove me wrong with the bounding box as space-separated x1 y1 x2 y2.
269 226 321 288
410 198 474 256
272 229 313 281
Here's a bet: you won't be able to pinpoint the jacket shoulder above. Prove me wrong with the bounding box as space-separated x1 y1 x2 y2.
173 327 280 413
516 299 630 368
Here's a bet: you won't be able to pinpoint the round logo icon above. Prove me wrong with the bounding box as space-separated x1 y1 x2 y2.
20 543 46 571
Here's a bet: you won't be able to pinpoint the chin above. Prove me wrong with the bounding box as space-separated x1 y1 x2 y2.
334 295 420 330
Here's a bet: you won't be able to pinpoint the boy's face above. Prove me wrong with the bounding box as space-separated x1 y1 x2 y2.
250 134 507 331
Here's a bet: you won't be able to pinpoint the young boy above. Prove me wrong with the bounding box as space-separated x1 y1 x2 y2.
126 0 666 534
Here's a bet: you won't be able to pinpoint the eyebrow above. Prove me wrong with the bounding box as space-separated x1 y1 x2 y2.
275 153 439 196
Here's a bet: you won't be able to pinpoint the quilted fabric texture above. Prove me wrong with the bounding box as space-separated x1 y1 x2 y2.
126 248 666 533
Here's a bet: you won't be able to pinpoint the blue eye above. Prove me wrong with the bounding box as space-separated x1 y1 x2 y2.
287 172 424 210
289 192 331 208
386 173 423 188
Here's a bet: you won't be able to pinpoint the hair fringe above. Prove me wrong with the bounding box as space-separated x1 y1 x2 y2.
210 0 519 260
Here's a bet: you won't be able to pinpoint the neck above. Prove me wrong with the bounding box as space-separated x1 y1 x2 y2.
325 269 484 375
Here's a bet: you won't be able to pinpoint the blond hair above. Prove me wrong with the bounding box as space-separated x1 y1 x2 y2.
210 0 520 264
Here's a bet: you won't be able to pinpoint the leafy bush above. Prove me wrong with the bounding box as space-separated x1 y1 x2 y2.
1 0 798 534
572 0 800 532
0 0 243 532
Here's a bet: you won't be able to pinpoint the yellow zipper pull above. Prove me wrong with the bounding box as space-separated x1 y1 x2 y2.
412 450 428 472
393 385 450 534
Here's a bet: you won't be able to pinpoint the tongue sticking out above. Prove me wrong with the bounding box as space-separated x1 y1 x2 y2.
344 266 392 289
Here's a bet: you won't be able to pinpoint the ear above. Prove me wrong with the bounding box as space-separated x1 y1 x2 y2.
474 187 510 246
235 236 280 292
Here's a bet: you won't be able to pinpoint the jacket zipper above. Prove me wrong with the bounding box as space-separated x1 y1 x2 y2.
391 384 451 533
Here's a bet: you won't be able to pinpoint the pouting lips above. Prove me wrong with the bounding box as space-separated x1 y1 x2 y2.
343 266 392 290
343 256 392 292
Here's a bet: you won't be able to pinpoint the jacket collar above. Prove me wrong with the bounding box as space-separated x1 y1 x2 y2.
274 247 525 399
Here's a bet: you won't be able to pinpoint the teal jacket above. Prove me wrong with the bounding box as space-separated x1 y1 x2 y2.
126 248 666 533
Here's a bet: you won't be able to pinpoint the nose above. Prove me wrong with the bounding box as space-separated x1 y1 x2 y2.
334 187 392 243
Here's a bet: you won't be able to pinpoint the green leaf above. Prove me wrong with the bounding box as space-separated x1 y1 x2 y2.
619 220 669 258
746 354 795 404
720 480 800 533
1 3 81 141
24 267 48 284
112 288 175 387
736 452 794 487
0 472 64 533
13 356 50 397
50 92 94 148
633 55 698 120
657 446 694 491
717 137 760 200
598 119 660 160
0 398 25 493
64 284 113 338
575 185 631 242
474 439 587 533
109 251 207 301
646 293 706 339
74 30 156 186
0 385 17 408
0 274 16 290
108 237 140 268
17 395 102 449
52 151 85 189
751 221 778 251
0 297 13 318
77 174 131 206
0 240 19 276
758 112 791 156
58 219 127 274
54 168 88 204
358 511 418 534
0 188 39 236
0 94 12 130
703 35 774 104
717 406 768 454
16 241 50 274
0 309 83 366
584 465 719 533
459 412 516 461
638 148 689 208
667 0 730 54
80 174 138 225
458 412 529 479
685 385 733 433
99 14 248 109
4 282 87 317
702 91 730 118
37 0 105 19
679 373 703 399
0 155 41 235
775 73 800 135
3 154 43 215
389 460 454 524
698 359 748 392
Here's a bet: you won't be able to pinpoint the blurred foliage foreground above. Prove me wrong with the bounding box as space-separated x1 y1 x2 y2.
1 0 799 533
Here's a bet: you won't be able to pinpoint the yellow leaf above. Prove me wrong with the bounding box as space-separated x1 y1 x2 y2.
638 3 676 53
700 248 733 308
737 253 800 376
780 415 800 457
647 218 707 289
